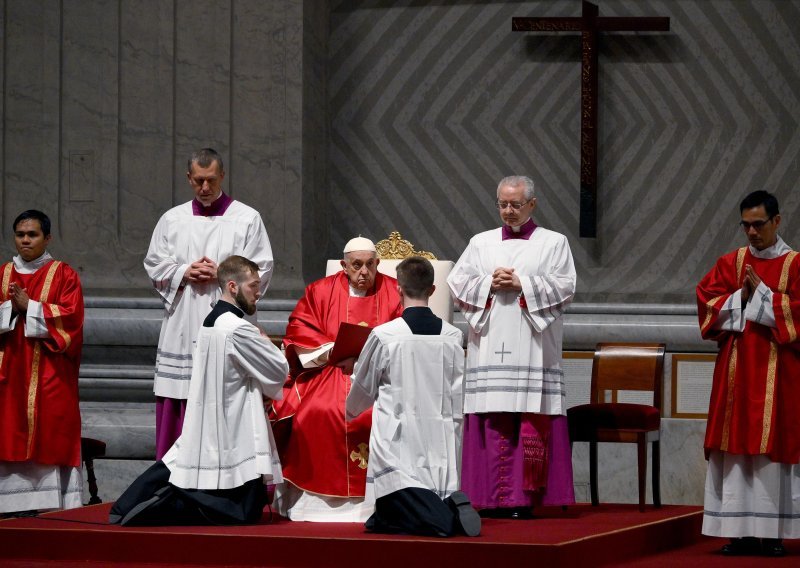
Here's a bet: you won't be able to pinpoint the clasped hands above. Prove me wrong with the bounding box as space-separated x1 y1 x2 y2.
741 265 763 304
185 256 218 284
491 267 522 292
8 282 30 313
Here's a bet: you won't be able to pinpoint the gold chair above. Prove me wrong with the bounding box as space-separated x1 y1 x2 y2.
567 343 665 511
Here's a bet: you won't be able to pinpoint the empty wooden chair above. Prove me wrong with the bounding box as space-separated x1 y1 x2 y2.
567 343 665 512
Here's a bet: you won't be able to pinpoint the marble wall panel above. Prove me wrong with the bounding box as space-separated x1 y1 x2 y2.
3 1 61 244
59 1 119 264
118 0 176 262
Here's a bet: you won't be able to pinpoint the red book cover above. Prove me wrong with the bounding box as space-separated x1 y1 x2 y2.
328 322 374 365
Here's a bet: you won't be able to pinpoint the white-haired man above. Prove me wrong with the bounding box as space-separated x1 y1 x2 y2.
447 176 577 518
271 237 402 521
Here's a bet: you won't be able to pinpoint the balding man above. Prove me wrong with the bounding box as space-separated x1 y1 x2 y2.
271 237 402 521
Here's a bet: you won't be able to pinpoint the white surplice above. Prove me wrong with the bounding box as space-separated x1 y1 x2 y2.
447 227 576 415
144 200 273 399
162 311 287 490
346 318 465 501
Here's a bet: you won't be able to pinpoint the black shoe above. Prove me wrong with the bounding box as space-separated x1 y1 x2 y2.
720 537 761 556
762 538 786 557
509 507 533 520
447 491 481 537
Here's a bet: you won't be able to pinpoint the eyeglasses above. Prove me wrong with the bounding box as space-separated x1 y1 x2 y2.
495 199 532 211
739 218 773 231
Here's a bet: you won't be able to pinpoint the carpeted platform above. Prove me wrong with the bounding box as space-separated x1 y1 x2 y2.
0 503 702 567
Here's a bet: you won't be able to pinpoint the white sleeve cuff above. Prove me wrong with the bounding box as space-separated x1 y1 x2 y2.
713 289 746 332
296 343 334 368
24 300 50 338
0 300 17 333
745 281 776 328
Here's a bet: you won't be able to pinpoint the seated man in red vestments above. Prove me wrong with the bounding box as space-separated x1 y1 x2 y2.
271 237 402 521
0 210 84 515
697 191 800 557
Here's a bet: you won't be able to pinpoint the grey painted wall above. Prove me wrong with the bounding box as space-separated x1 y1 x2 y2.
1 0 798 303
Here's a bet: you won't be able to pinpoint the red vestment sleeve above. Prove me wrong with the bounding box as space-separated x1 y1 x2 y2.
697 249 744 343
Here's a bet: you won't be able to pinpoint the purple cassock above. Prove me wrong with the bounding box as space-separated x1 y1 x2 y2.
460 218 576 510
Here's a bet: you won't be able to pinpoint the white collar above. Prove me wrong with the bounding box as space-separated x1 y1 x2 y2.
349 284 367 297
13 251 53 274
749 236 792 259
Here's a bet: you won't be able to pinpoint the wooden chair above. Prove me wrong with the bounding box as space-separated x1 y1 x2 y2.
81 437 106 505
567 343 665 512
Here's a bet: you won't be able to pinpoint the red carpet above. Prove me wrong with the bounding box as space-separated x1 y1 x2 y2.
0 503 702 567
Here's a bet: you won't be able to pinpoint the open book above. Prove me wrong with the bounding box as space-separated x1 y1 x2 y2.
328 322 374 365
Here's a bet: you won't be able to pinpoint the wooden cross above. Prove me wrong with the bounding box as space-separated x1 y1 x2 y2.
495 342 512 363
512 1 669 238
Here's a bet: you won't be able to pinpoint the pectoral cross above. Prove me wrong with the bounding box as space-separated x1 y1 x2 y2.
512 2 669 238
495 343 512 363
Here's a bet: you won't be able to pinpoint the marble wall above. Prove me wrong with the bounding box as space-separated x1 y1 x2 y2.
0 0 311 295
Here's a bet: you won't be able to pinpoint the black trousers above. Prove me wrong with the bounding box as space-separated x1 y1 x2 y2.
366 487 459 537
109 461 267 526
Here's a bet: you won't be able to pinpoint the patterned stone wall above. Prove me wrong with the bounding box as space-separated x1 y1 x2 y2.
328 0 800 303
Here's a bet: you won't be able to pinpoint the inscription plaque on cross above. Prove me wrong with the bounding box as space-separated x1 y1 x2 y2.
512 1 669 238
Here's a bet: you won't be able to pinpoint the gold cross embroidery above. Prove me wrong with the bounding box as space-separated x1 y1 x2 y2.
349 442 369 469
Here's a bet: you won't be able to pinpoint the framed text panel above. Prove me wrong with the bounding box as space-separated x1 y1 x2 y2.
563 351 593 409
671 353 716 419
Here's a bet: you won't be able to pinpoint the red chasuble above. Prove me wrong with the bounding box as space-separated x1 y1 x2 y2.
697 247 800 464
271 271 401 497
0 260 84 467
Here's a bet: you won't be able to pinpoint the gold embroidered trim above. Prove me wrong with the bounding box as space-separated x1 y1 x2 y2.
760 341 778 453
701 296 724 335
778 251 798 293
49 305 71 349
778 252 798 343
26 343 42 458
735 247 748 283
39 261 61 303
720 340 737 451
1 263 11 298
0 263 13 371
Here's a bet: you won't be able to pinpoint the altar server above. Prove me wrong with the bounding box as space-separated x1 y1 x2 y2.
347 256 480 537
110 256 287 526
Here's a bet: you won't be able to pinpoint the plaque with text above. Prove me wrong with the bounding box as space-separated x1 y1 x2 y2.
563 352 593 408
671 353 716 418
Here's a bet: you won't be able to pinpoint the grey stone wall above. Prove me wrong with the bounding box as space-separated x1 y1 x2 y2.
0 0 311 296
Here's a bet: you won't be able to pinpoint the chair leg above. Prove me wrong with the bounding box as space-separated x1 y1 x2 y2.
652 440 661 508
637 435 647 512
85 458 102 505
589 441 599 506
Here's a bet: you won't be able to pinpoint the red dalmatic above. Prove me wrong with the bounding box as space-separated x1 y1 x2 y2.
271 271 401 497
0 260 84 467
697 247 800 464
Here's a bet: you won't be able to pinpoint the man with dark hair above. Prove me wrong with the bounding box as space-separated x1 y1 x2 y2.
698 190 800 557
111 255 287 526
145 148 273 459
0 210 84 514
346 256 479 537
